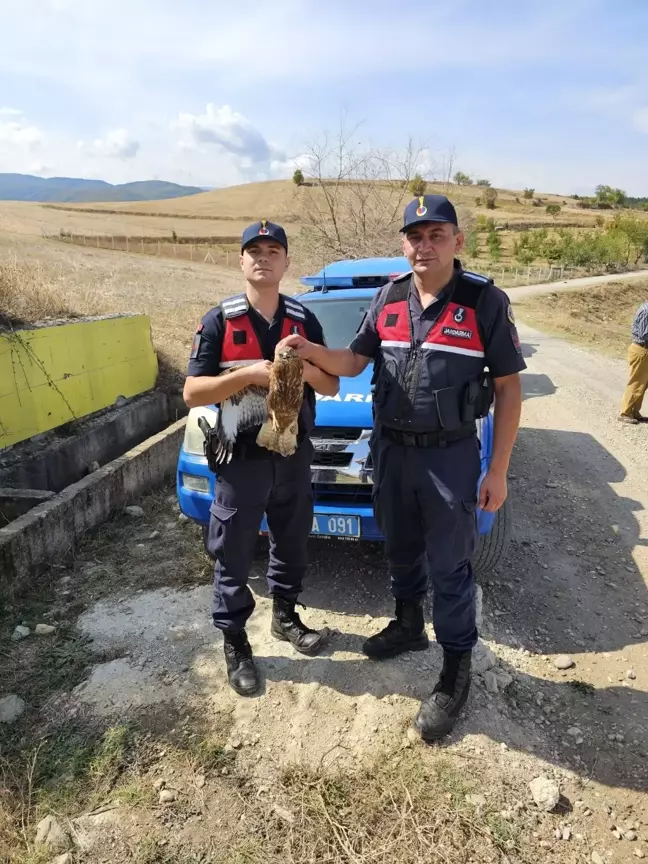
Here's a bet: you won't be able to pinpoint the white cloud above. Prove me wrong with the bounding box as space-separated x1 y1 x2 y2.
0 115 42 149
173 104 281 163
86 129 140 159
0 107 23 117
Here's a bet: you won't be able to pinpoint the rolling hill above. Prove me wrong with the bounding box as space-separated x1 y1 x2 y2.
0 173 204 203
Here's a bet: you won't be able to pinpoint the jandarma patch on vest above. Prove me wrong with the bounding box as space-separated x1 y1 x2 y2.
233 330 247 345
442 327 473 340
385 313 399 327
507 305 515 324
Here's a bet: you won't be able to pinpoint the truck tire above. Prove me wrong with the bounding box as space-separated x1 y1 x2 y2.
472 495 511 578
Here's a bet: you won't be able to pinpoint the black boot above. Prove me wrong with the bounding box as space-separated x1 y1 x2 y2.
414 649 472 740
223 630 260 696
271 596 325 655
362 599 429 659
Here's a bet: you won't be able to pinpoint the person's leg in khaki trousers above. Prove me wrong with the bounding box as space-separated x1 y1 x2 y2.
620 343 648 422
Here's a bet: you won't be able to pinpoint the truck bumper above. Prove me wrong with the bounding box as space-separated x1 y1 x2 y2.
177 448 493 541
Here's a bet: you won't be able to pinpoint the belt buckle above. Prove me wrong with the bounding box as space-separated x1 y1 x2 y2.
402 432 416 446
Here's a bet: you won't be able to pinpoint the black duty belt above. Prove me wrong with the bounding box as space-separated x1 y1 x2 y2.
380 424 476 448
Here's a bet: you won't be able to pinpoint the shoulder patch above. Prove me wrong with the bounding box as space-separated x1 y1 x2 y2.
221 294 248 319
507 304 516 324
283 295 307 321
462 270 493 285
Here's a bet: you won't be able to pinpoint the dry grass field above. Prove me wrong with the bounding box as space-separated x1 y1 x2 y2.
1 178 647 388
44 178 595 226
516 278 648 358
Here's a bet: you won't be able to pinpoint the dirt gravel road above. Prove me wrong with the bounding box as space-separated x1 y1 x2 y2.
510 267 648 300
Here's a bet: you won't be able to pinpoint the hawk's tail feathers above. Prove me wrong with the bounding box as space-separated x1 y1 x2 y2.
256 420 298 457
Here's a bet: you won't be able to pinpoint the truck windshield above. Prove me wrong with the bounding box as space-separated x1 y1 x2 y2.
301 298 373 350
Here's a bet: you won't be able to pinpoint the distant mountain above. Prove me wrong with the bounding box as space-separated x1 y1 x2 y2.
0 173 204 203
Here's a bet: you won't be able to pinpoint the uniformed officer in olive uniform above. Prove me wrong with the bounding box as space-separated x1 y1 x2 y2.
184 220 339 696
278 195 525 739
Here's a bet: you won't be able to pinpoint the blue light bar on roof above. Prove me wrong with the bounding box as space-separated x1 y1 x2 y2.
299 256 411 288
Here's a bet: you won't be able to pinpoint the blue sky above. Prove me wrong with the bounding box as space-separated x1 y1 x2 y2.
1 0 648 194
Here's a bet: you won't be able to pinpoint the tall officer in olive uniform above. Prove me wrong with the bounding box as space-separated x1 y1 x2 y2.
183 220 339 696
278 195 525 740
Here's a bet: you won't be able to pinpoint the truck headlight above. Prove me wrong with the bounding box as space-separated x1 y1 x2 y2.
183 406 218 457
181 473 211 493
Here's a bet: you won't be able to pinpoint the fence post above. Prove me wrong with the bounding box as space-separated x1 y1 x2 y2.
111 235 115 250
514 268 518 286
527 266 531 283
174 244 177 256
157 241 161 256
226 251 230 266
190 245 193 261
83 235 86 246
141 238 144 254
125 236 129 253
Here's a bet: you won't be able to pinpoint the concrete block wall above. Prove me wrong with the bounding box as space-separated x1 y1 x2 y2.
0 314 158 450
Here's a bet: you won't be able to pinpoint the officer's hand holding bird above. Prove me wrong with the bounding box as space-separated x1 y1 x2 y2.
276 333 316 360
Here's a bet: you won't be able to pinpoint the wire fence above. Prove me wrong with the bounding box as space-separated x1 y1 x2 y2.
45 230 642 288
46 230 240 268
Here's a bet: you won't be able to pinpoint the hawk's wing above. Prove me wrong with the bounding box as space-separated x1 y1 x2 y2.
211 375 268 465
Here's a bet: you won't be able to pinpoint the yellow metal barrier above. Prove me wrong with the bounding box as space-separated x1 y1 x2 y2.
0 315 158 450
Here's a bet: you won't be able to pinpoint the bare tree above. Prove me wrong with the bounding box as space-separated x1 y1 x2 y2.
288 122 436 273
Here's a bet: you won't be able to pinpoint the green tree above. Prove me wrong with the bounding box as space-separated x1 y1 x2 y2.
292 168 305 186
546 203 561 220
465 230 479 258
476 178 491 187
483 187 498 210
523 188 535 199
453 171 473 186
409 173 427 197
486 230 502 262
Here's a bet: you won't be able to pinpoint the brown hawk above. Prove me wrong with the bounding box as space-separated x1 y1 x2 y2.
200 347 304 465
256 345 304 457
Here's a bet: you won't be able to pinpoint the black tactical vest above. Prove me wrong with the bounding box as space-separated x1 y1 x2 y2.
372 270 493 434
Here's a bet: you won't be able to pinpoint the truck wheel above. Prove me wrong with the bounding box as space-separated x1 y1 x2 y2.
472 495 512 578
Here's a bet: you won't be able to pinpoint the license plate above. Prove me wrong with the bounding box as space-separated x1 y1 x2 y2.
258 514 361 538
311 514 360 537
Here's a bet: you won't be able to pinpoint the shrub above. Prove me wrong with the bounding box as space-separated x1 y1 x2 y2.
292 168 305 186
523 188 535 199
409 173 427 197
483 188 498 210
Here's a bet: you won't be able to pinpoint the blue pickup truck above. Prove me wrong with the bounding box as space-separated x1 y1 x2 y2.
176 256 511 576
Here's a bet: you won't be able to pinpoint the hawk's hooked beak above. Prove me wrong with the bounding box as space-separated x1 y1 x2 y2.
276 347 296 361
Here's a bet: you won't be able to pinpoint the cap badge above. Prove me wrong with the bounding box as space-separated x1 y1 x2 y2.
415 196 428 217
258 219 270 236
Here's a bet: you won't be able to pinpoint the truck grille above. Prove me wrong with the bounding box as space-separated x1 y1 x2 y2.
309 426 373 486
313 483 373 504
311 427 364 443
312 452 353 468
